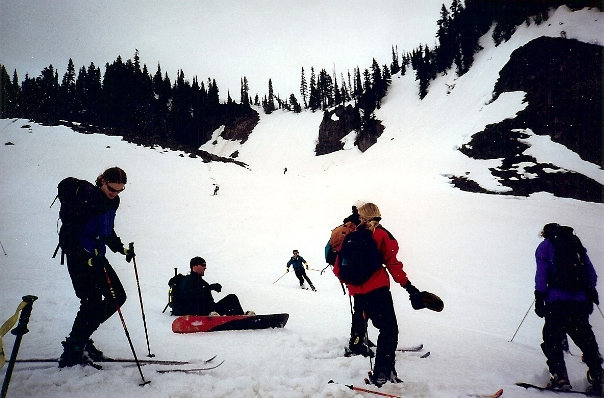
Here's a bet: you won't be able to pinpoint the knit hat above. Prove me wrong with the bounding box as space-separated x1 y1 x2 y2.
190 256 206 268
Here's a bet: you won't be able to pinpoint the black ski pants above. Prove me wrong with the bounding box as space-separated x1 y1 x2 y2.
213 294 244 316
352 287 399 375
541 300 602 377
294 268 314 288
66 251 126 344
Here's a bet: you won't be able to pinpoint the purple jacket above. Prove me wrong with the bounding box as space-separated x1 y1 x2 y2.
535 238 597 303
78 187 123 256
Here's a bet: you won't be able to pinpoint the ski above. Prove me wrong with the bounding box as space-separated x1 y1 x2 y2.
16 354 216 366
516 382 591 395
328 379 402 397
396 344 423 352
467 389 504 398
16 358 191 365
156 360 225 373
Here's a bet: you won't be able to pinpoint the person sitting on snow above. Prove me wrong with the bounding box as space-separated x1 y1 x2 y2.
172 256 253 316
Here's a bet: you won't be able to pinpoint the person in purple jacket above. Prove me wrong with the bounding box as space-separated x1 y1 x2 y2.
534 223 602 394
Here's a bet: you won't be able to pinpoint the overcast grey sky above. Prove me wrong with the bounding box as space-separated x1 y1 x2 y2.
1 0 443 100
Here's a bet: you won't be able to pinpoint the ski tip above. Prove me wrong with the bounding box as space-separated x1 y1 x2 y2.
492 388 503 398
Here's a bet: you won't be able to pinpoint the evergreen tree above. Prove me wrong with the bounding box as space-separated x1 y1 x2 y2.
60 58 77 119
0 66 19 118
308 67 320 111
300 67 308 108
264 78 276 113
333 72 341 106
240 76 250 106
391 45 400 75
36 65 60 123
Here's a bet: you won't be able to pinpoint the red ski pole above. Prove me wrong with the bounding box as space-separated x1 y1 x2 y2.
328 380 401 398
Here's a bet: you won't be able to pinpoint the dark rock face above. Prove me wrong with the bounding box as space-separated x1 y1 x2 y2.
452 37 603 203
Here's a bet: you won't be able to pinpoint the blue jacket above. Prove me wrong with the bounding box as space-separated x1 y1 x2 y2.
535 238 597 303
287 255 307 271
78 186 124 256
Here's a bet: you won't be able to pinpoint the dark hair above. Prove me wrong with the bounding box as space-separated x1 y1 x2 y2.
190 256 206 268
96 167 127 187
541 223 559 240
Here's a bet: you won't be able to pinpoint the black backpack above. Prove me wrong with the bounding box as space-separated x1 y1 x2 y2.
51 177 96 263
167 271 186 315
549 226 588 291
338 227 383 285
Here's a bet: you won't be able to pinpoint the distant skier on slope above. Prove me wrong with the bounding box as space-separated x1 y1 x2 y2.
286 249 316 291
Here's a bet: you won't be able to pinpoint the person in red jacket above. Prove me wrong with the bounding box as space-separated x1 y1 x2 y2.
333 202 424 387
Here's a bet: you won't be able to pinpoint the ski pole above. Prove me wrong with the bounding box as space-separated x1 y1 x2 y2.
272 271 288 284
328 380 401 397
597 304 604 320
103 266 150 386
0 240 6 255
1 295 37 398
509 299 535 343
129 243 154 358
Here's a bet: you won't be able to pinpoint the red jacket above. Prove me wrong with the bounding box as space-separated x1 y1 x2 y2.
333 225 408 295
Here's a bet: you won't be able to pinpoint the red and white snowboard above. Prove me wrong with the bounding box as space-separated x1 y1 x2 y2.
172 313 289 333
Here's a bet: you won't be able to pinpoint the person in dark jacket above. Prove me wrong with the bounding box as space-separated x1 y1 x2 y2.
60 167 134 368
286 250 316 291
534 223 602 394
333 202 424 388
172 256 249 316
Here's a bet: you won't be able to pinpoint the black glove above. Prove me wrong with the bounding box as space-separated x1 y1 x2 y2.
404 281 424 310
209 283 222 293
534 290 547 318
586 287 599 306
123 242 135 263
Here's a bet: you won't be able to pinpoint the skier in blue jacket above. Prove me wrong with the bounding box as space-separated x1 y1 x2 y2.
534 223 602 394
59 167 134 368
286 249 316 291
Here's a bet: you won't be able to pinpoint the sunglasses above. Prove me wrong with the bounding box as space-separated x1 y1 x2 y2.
106 184 126 193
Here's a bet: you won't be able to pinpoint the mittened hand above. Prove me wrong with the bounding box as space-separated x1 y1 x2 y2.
586 287 599 305
403 281 424 310
209 283 222 292
123 242 135 263
534 290 547 318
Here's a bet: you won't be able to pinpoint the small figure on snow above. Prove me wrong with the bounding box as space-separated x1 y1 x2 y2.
286 249 316 291
534 223 602 394
283 167 287 174
171 256 253 316
213 185 219 196
58 167 135 368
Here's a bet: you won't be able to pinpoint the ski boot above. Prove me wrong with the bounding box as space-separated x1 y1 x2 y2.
366 368 402 388
345 334 375 358
546 373 571 391
59 338 101 369
345 342 375 358
85 339 110 361
310 284 316 292
586 368 603 396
